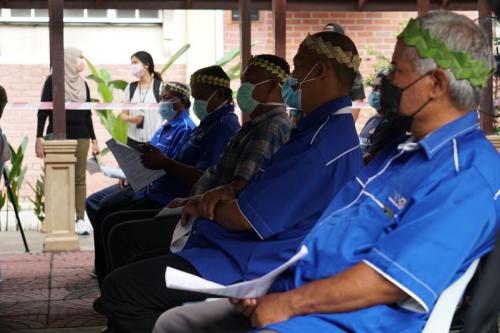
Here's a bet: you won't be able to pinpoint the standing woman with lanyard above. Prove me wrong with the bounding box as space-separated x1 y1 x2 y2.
35 47 100 235
120 51 163 149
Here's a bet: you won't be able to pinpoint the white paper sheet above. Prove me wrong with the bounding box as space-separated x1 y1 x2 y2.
165 245 308 298
101 166 126 180
105 139 165 192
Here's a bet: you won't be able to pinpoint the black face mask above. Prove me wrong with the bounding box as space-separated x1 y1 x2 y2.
380 73 433 131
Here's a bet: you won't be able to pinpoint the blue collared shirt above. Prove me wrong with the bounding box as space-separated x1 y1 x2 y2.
263 112 500 333
149 110 195 157
145 105 240 205
179 97 363 284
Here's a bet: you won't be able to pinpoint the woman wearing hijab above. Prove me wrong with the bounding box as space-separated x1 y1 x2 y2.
35 47 100 235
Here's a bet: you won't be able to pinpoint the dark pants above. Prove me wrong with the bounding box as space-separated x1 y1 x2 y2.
106 214 179 270
464 232 500 333
97 253 209 333
86 185 163 286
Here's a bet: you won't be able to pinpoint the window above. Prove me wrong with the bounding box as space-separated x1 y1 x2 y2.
231 10 260 22
0 9 162 23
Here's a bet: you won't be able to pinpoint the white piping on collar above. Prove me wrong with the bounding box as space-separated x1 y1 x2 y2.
427 124 479 155
453 139 460 173
494 189 500 200
310 106 352 145
326 145 360 166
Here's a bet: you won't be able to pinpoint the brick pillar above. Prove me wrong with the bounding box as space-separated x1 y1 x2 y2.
43 140 80 252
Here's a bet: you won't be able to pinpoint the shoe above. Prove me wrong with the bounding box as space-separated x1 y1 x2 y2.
75 219 92 235
98 326 114 333
90 268 97 279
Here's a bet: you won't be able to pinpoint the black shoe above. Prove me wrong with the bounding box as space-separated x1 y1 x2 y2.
90 268 97 279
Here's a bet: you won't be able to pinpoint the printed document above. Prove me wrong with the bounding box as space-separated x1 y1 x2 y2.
165 245 308 298
106 139 165 191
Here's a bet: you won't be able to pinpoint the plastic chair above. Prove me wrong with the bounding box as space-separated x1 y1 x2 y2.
422 259 480 333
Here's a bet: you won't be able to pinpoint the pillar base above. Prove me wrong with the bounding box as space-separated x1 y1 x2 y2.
42 140 79 252
43 233 80 252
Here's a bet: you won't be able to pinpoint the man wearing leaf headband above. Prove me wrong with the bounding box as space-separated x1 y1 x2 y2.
153 11 499 333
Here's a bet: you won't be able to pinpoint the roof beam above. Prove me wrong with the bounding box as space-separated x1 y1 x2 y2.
358 0 367 11
48 0 66 140
417 0 430 16
478 0 494 134
273 0 286 59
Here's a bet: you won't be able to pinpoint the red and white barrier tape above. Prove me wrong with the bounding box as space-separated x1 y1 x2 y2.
4 102 161 110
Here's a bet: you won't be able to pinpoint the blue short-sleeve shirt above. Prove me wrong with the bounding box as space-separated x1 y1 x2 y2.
145 105 240 205
179 97 363 284
149 110 195 157
263 112 500 333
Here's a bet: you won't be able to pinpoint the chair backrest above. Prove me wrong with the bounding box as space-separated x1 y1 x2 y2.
422 259 480 333
486 135 500 152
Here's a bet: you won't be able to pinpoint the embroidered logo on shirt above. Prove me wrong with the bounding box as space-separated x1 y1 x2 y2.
388 192 407 210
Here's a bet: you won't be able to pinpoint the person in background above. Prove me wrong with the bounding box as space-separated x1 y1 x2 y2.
323 22 366 122
35 47 100 235
359 69 387 155
0 85 6 119
0 85 9 171
120 51 163 149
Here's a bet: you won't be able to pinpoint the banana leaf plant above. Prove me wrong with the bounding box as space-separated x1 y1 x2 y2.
1 137 28 212
216 41 258 82
27 170 45 225
84 56 129 146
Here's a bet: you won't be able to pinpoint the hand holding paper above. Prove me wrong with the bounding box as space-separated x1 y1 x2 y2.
165 245 308 298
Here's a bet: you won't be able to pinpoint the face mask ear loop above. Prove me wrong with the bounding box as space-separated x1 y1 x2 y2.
298 63 319 90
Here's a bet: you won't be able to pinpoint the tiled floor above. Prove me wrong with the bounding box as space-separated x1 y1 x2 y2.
0 251 106 333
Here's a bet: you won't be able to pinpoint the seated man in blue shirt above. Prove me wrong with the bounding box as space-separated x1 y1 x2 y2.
96 33 363 333
154 11 500 333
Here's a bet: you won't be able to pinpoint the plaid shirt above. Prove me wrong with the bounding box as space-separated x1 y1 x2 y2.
193 107 292 195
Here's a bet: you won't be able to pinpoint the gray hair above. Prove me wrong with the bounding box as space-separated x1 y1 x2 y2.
401 11 494 110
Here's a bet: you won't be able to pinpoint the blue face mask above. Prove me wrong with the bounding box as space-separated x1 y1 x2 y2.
368 91 381 111
193 91 217 121
159 100 179 121
237 80 285 114
281 63 318 110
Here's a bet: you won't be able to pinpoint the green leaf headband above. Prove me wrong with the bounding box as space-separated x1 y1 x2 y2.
248 56 289 83
303 34 361 72
190 74 231 89
398 18 494 88
162 82 191 100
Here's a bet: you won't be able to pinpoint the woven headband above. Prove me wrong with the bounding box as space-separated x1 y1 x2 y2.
303 34 361 72
190 74 230 88
398 18 493 88
162 82 191 100
248 56 289 83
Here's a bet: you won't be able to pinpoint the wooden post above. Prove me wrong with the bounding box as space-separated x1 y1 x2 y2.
239 0 251 122
479 0 494 134
272 0 286 59
417 0 430 16
48 0 66 140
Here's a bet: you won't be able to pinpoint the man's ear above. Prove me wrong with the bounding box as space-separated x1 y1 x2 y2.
316 59 329 80
429 68 448 99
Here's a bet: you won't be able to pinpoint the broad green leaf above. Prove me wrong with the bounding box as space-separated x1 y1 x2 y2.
110 80 128 91
216 41 258 67
86 74 104 84
98 83 113 103
99 69 112 84
160 43 191 75
83 56 101 79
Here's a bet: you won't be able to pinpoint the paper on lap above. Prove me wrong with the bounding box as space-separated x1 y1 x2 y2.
86 156 126 180
105 139 165 192
165 245 308 298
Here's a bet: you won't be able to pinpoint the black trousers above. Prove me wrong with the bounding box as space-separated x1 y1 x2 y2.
99 209 163 281
97 253 210 333
106 214 179 271
90 191 163 287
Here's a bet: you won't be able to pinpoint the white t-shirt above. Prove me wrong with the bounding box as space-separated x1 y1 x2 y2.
122 80 163 142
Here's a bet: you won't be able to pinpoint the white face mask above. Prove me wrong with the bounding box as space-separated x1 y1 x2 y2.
131 63 146 78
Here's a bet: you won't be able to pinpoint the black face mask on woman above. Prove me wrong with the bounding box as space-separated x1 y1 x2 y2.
380 73 433 131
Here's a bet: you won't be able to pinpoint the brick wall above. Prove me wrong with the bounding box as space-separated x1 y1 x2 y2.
0 63 186 202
